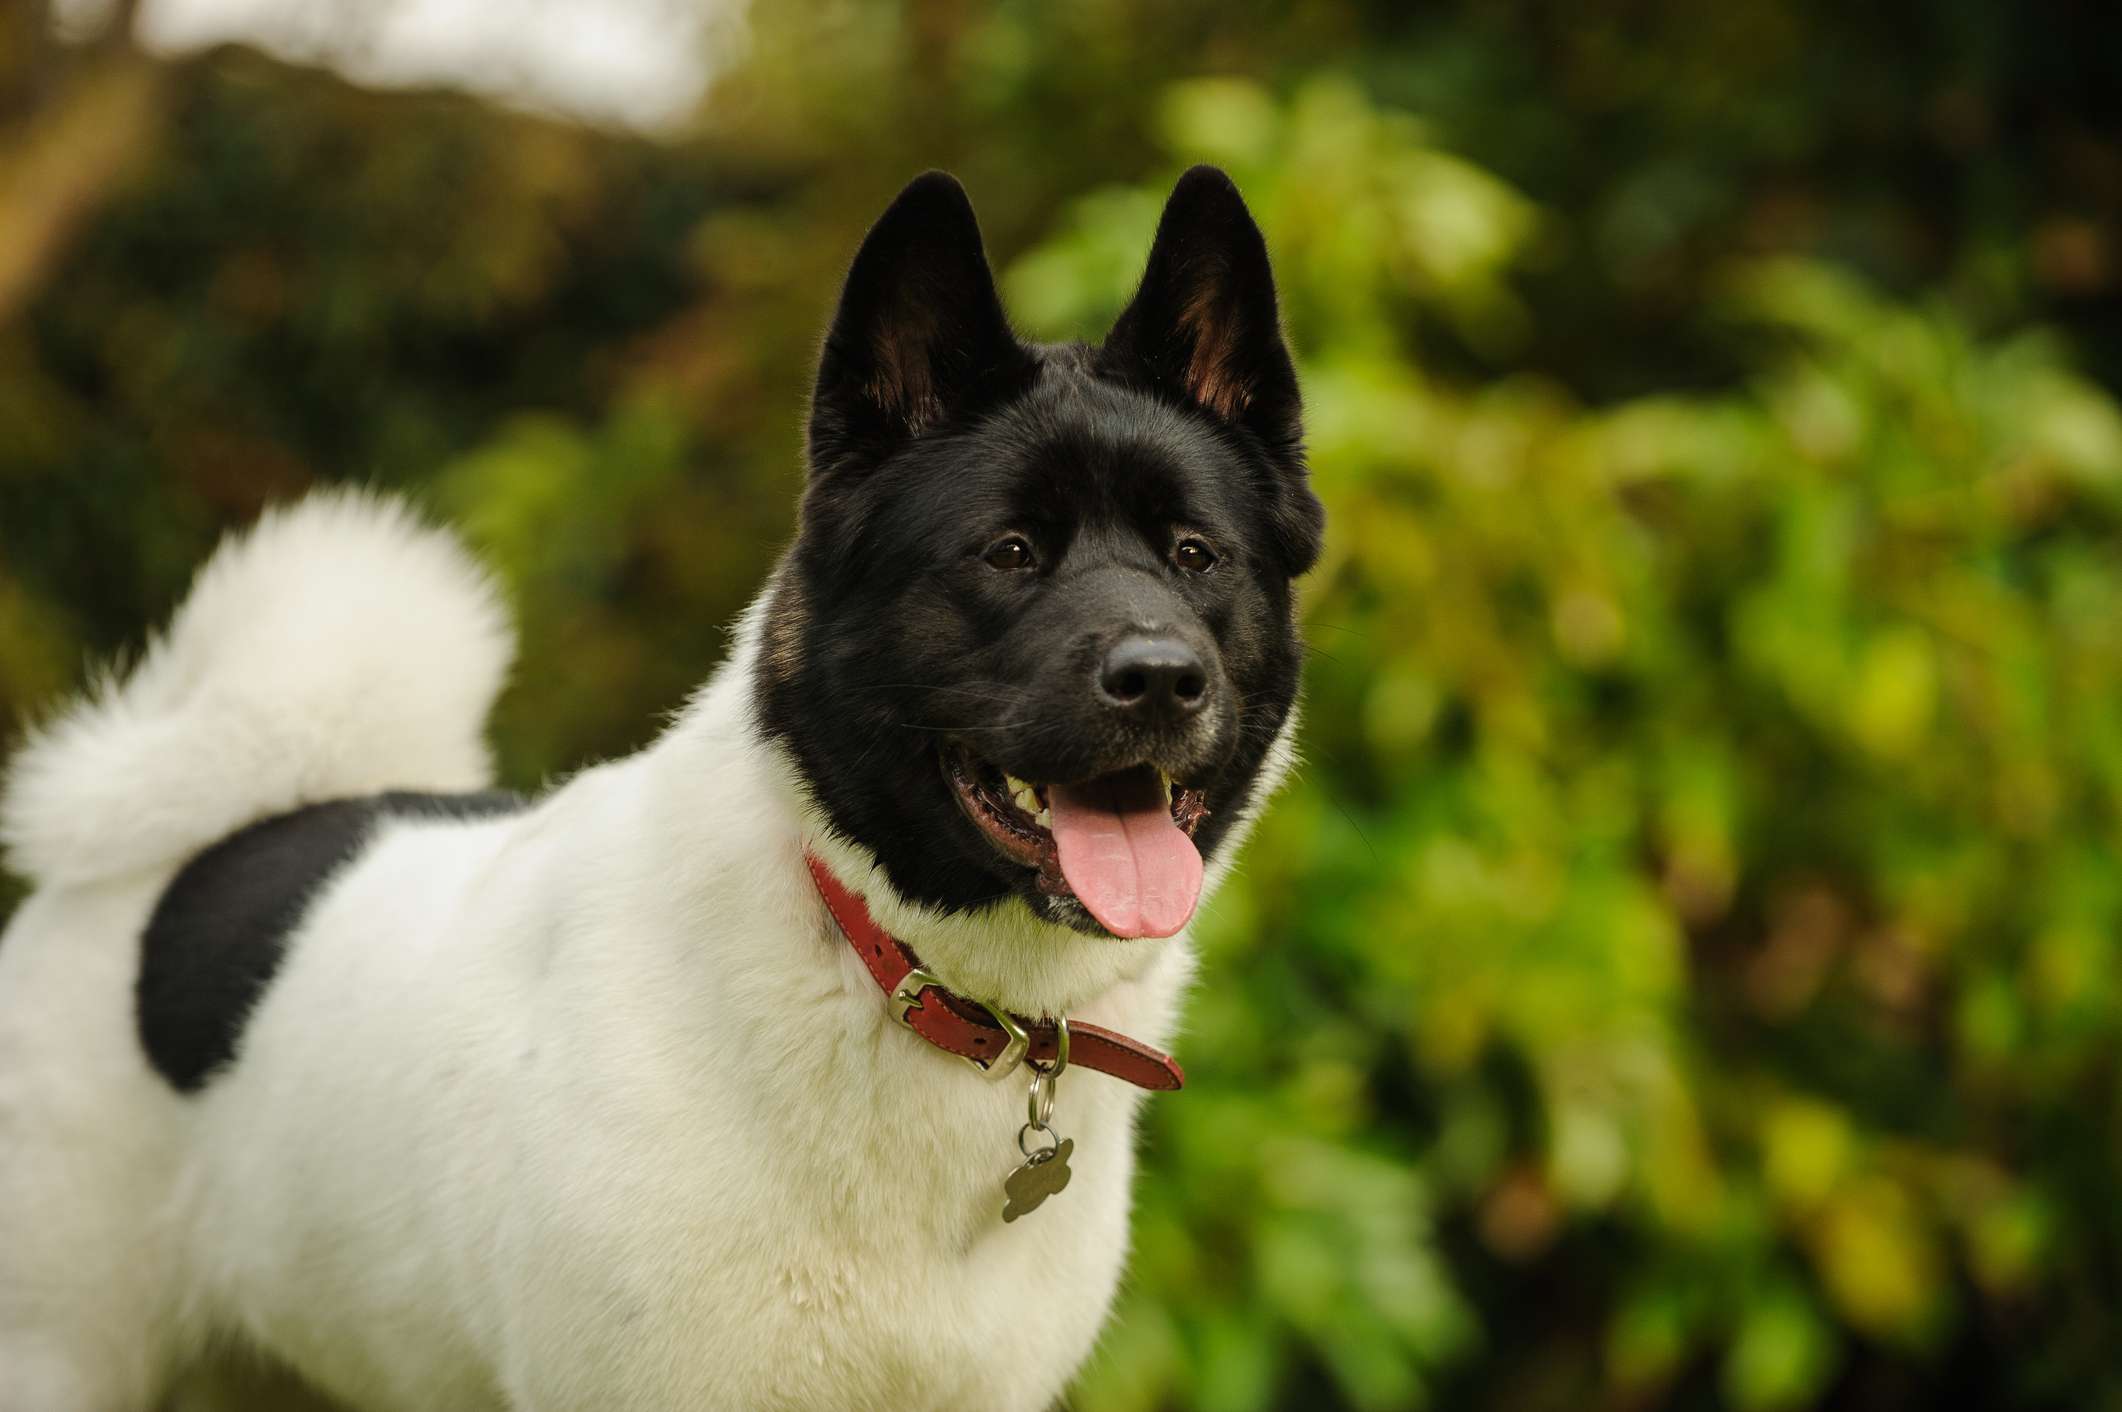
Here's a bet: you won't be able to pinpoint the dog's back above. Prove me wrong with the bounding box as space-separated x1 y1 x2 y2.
0 493 514 1409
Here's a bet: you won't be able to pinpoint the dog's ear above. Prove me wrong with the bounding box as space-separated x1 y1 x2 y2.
809 172 1035 478
1102 166 1320 573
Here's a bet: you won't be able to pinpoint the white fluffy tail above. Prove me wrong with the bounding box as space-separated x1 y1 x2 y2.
1 490 515 888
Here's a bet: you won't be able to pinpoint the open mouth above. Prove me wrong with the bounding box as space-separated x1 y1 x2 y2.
944 745 1210 939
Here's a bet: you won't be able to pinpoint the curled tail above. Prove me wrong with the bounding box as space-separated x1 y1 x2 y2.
1 490 515 888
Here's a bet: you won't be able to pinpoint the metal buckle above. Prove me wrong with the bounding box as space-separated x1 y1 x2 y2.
889 968 1030 1080
888 968 944 1028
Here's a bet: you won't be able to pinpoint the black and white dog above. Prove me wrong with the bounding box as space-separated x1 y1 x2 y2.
0 167 1321 1411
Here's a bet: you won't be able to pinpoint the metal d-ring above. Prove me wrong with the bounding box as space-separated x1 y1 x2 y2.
1026 1014 1069 1079
1045 1015 1071 1077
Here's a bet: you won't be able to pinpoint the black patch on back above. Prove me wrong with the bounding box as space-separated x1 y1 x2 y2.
137 789 525 1093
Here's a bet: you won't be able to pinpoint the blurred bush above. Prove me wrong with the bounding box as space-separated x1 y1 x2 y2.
1028 80 2122 1412
4 2 2122 1409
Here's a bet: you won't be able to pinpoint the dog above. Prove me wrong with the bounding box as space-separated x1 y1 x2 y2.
0 165 1322 1411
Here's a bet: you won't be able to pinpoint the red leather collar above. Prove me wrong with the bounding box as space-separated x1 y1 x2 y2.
805 852 1184 1091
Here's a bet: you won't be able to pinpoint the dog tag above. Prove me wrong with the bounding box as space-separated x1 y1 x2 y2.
1003 1136 1073 1222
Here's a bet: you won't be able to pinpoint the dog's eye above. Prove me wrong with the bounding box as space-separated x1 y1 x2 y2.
985 536 1035 571
1173 537 1218 574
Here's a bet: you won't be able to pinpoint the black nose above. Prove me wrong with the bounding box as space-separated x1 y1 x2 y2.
1098 635 1210 722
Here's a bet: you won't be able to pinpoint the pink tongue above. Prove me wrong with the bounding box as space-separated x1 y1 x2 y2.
1048 766 1203 939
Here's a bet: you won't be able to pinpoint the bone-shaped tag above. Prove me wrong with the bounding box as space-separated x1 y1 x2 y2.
1002 1137 1074 1222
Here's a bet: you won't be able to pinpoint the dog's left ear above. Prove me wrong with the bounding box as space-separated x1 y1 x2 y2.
1102 166 1320 574
809 172 1035 478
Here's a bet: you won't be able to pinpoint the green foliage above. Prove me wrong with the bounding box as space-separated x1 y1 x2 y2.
1018 78 2122 1411
5 3 2122 1407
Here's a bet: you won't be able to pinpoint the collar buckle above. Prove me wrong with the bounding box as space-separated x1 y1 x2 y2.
809 850 1181 1090
890 968 1030 1080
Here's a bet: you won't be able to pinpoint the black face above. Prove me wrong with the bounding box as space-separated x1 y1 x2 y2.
755 166 1324 939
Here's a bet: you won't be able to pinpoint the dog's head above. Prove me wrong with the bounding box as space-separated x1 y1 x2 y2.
757 167 1321 945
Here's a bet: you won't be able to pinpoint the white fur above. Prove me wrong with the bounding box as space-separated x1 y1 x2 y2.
1 490 513 888
0 493 1296 1411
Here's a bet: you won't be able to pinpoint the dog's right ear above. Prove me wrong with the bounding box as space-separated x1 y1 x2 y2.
808 172 1035 479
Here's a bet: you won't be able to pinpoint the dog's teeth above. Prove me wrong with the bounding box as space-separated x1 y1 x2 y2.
1034 806 1052 828
1001 773 1044 816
